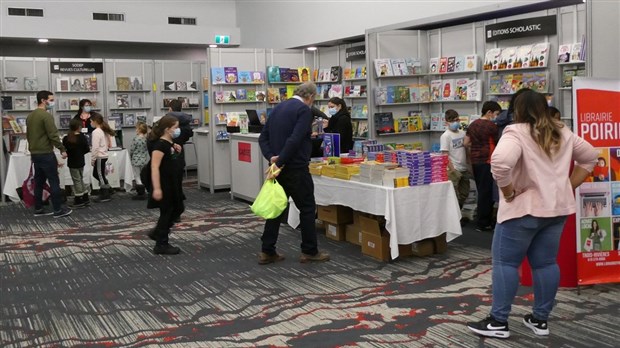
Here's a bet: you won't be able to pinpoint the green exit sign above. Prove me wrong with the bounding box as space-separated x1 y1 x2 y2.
215 35 230 44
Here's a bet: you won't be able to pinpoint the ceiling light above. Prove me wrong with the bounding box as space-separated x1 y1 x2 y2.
209 44 217 48
306 46 317 51
38 38 49 43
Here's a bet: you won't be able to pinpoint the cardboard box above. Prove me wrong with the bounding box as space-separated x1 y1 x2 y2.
432 233 448 254
325 223 346 241
317 205 353 225
315 219 325 230
411 239 435 257
352 210 362 227
345 224 362 246
398 243 414 257
359 214 386 235
361 231 390 261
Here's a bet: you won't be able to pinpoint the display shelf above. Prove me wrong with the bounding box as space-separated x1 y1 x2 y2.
377 130 432 136
344 78 367 82
215 138 230 142
54 90 101 93
559 87 573 90
212 82 265 86
344 96 368 99
56 108 102 112
483 66 547 73
159 107 200 110
428 71 479 76
378 101 430 106
109 90 151 93
269 82 302 85
377 73 427 79
315 80 342 84
0 90 38 93
213 101 265 105
430 100 480 103
486 92 552 96
161 90 200 93
351 117 368 120
558 61 585 66
110 107 152 111
2 109 34 113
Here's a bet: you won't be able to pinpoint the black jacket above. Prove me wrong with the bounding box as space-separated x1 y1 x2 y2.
62 133 90 168
324 110 354 154
166 111 193 146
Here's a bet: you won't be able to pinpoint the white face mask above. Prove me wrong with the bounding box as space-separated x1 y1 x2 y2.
46 100 55 109
83 106 92 113
328 107 338 116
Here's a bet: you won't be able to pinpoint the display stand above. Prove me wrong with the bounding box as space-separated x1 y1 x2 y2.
229 133 269 202
194 127 211 189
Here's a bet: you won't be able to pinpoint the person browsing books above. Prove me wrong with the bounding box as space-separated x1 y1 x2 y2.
258 82 330 265
323 97 353 155
146 115 185 255
63 118 91 208
89 113 115 203
464 101 501 231
467 89 597 339
72 99 97 144
25 90 72 218
129 122 149 200
440 109 471 217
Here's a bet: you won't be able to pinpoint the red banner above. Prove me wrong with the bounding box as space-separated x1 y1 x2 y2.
238 142 251 163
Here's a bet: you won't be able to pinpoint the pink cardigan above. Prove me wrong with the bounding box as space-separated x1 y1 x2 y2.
491 124 598 223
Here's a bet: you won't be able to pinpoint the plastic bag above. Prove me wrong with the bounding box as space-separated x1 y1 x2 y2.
21 163 51 208
250 176 288 220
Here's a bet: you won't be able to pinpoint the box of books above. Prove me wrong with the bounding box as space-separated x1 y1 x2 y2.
318 205 353 225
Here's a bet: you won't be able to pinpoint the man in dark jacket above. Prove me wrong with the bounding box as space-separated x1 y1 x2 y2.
258 82 330 265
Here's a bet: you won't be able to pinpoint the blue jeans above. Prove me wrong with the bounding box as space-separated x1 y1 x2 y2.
31 153 63 212
491 215 567 322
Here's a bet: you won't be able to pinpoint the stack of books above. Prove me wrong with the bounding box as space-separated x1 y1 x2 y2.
396 150 432 186
334 164 360 180
382 167 411 188
431 153 449 183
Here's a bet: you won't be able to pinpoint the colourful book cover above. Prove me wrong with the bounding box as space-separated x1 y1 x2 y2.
322 133 341 157
430 80 442 101
483 48 502 70
374 112 395 134
246 89 257 101
429 57 439 74
466 80 482 101
286 85 296 99
408 84 419 102
530 42 550 67
390 58 407 76
298 67 311 82
446 57 456 73
374 58 393 77
374 86 387 105
405 58 422 75
558 44 571 63
288 68 300 82
502 47 517 69
343 68 352 80
455 79 468 100
267 88 280 103
252 71 265 83
354 67 363 79
522 72 536 90
386 86 396 104
394 86 410 103
515 45 532 68
500 74 513 94
330 66 342 82
464 55 478 72
224 67 238 83
357 120 369 138
328 84 343 98
394 117 409 133
236 88 247 100
237 71 252 83
256 91 266 102
224 90 237 102
570 43 583 62
418 84 430 102
511 73 523 93
267 66 280 83
441 79 455 101
430 113 442 131
534 72 549 93
408 116 423 132
226 112 239 127
438 57 448 74
454 56 466 72
211 68 226 84
489 75 502 94
279 87 287 101
239 113 249 134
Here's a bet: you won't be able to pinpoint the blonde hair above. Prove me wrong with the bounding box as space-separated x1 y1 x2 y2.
136 122 148 135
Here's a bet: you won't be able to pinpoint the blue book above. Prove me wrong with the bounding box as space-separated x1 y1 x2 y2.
211 67 225 84
322 133 341 157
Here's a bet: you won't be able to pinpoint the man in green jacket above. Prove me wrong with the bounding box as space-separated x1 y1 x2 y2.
26 90 72 218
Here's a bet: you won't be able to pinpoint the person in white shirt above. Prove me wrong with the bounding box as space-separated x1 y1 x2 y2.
440 109 471 214
90 113 115 202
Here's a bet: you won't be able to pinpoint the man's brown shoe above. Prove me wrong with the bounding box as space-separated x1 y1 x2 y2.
300 251 330 263
258 252 285 265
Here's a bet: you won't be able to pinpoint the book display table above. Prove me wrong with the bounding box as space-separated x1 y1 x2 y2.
3 149 133 202
288 176 462 259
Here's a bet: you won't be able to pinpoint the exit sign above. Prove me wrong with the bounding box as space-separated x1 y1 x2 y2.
215 35 230 44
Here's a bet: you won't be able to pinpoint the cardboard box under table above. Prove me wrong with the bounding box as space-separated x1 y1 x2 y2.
287 176 462 260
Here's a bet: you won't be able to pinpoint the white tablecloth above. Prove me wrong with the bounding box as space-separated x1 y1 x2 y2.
2 149 133 202
288 176 462 260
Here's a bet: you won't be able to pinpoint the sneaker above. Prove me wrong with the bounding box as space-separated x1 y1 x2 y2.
53 207 73 219
299 251 330 263
153 244 181 255
258 252 285 265
34 209 54 217
467 315 510 339
523 314 549 336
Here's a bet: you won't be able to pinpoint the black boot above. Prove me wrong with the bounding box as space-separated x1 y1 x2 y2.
71 195 86 208
83 193 91 206
94 187 112 203
132 185 147 200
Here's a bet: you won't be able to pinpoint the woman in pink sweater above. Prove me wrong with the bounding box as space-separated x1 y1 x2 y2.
467 90 597 339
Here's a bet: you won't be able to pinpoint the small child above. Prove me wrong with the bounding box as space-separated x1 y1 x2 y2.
129 122 149 200
440 109 471 211
90 113 115 202
62 118 91 208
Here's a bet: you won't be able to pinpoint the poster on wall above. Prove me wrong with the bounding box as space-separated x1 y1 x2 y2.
573 77 620 285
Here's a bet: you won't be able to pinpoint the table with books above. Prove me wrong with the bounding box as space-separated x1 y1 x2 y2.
288 175 462 260
3 149 133 203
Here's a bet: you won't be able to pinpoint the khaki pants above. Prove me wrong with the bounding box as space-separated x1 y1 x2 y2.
69 167 87 196
448 168 472 209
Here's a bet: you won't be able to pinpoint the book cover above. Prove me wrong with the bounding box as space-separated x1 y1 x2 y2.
108 112 123 128
246 89 256 101
236 88 247 100
351 105 368 119
224 67 238 84
188 97 199 107
279 67 290 82
238 113 249 134
530 42 550 67
214 91 225 103
343 68 352 80
483 48 502 70
238 71 252 83
211 67 226 84
394 117 409 133
558 44 571 63
502 47 517 69
69 98 80 110
464 55 478 72
59 114 72 129
3 77 19 90
374 86 387 105
521 72 536 90
430 113 442 131
267 88 280 103
29 96 38 110
129 76 143 90
116 94 130 108
466 80 482 101
418 84 430 102
252 71 265 83
351 120 359 138
136 112 147 124
500 74 513 94
298 67 311 82
267 66 280 83
286 85 296 99
374 58 393 77
455 79 468 100
390 58 407 76
430 80 442 101
279 87 288 101
23 77 38 91
454 56 466 72
224 90 237 102
226 112 239 127
570 43 583 62
216 113 227 125
328 84 343 98
438 57 448 74
330 66 342 82
405 58 422 75
386 86 396 104
175 81 188 91
164 81 176 91
408 115 423 132
514 45 532 68
375 112 395 134
255 90 266 102
322 133 340 157
344 85 352 97
441 79 455 101
357 120 369 138
288 68 300 82
446 57 456 73
116 77 132 91
123 113 136 127
533 72 549 93
129 95 143 108
511 73 523 93
394 86 410 103
489 75 502 94
187 81 197 91
562 69 577 88
56 77 70 92
458 115 471 130
7 120 21 134
429 57 439 74
13 96 28 110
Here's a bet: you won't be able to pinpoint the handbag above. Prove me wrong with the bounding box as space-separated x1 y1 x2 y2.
250 165 288 219
20 163 51 208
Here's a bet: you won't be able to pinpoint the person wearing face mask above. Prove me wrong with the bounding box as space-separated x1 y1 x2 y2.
440 110 471 220
25 90 73 218
258 82 330 265
89 113 116 203
145 115 185 255
322 97 353 155
164 99 192 221
72 99 97 144
464 101 502 231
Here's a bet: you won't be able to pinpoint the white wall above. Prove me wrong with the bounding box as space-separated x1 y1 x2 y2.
235 0 542 48
0 0 240 45
589 0 620 79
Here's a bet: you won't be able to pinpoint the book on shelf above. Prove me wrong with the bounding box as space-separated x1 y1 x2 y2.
405 58 422 74
224 67 238 84
454 56 465 73
255 90 266 102
455 79 468 101
351 105 368 119
29 96 38 110
558 44 571 63
136 112 147 124
3 77 19 90
390 58 407 76
252 71 265 83
13 96 29 110
430 80 441 101
56 77 70 92
69 98 80 110
285 85 295 99
375 112 395 134
322 133 340 157
441 79 455 101
394 117 409 133
502 47 518 69
343 67 352 80
278 87 288 101
164 81 176 91
386 86 396 104
430 113 443 131
129 95 143 108
70 76 85 91
226 112 239 127
374 87 387 104
211 68 226 84
464 55 478 72
238 113 249 134
129 76 143 90
23 77 38 91
374 58 393 77
288 68 300 82
116 94 130 108
438 57 448 74
278 67 291 82
224 90 237 102
236 88 247 101
570 43 583 62
357 120 369 138
179 97 189 108
562 69 577 88
408 115 423 132
267 88 280 103
446 57 456 73
499 74 513 94
109 112 123 128
267 66 280 83
83 77 97 91
116 77 132 91
533 72 549 93
394 86 410 103
530 42 550 67
483 48 502 70
466 80 482 101
123 113 136 127
489 75 502 94
511 73 523 93
9 119 22 133
351 120 359 137
16 117 27 131
328 84 343 98
215 113 227 125
429 57 439 74
175 81 188 91
238 71 252 83
514 45 532 68
188 97 199 107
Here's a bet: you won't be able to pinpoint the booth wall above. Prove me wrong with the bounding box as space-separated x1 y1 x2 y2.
589 0 620 79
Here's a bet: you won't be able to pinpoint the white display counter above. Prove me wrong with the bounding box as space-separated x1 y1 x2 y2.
229 133 269 202
193 127 211 191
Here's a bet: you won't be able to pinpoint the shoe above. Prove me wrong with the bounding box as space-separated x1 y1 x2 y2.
34 209 54 217
299 251 330 263
82 193 91 206
132 185 147 200
467 315 510 339
70 196 86 209
460 217 469 226
523 314 549 336
258 252 285 265
153 244 181 255
476 225 494 232
147 229 157 241
53 207 73 218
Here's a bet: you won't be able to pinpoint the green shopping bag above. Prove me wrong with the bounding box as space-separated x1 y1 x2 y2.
251 168 288 219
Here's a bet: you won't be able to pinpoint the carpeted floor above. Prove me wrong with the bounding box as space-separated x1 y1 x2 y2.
1 183 618 347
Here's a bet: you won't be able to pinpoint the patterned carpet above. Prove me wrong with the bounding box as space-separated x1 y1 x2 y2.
1 185 619 347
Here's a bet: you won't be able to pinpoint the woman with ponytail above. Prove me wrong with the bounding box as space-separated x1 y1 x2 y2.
145 115 185 255
468 90 598 339
90 113 115 202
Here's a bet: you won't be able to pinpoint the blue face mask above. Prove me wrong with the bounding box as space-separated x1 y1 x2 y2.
46 100 55 110
448 121 460 131
171 128 181 139
328 107 337 116
83 106 92 113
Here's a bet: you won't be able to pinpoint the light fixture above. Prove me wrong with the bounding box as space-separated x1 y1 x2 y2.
209 44 217 48
306 46 317 51
38 38 49 43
